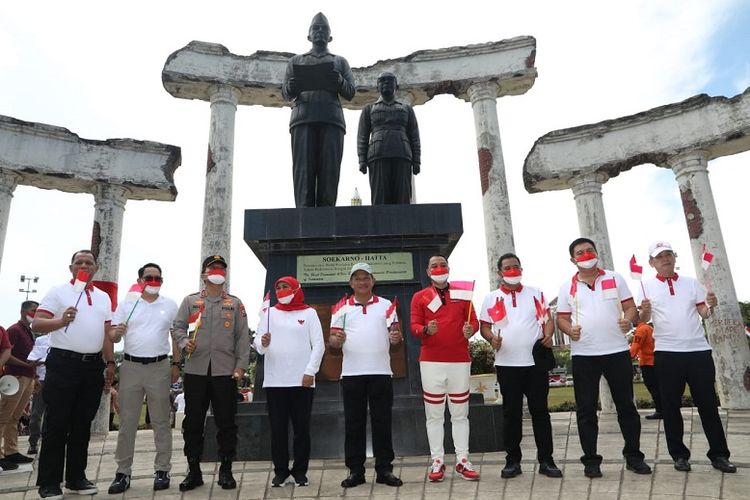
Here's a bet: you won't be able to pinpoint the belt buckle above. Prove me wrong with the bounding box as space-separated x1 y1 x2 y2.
140 358 152 365
81 353 97 362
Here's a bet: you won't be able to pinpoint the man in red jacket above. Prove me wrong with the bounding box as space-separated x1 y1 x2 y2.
410 255 479 482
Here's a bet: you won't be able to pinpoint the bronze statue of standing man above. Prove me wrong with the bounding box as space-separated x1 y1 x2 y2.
283 13 356 207
357 72 421 205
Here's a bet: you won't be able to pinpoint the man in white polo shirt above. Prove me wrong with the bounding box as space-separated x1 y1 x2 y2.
32 249 116 500
329 262 403 488
107 263 181 494
480 252 562 479
638 241 735 474
556 238 650 479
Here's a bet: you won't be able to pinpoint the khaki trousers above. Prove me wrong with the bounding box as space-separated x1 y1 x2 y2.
0 375 34 456
114 358 172 474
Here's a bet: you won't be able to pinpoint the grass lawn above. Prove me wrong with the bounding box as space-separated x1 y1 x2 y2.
549 382 690 409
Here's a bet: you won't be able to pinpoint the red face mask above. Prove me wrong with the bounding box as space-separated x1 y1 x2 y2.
276 288 296 304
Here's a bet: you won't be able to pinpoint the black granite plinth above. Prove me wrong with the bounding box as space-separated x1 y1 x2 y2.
202 204 503 461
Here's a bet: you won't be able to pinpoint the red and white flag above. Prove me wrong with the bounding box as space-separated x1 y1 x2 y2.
534 293 549 326
487 297 508 328
601 277 619 300
629 255 643 280
330 295 348 329
425 288 442 313
450 280 474 301
385 298 399 328
188 308 203 334
72 270 90 293
258 291 270 319
701 244 714 271
125 283 143 303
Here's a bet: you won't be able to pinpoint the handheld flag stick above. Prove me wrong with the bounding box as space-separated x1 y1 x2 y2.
125 300 140 325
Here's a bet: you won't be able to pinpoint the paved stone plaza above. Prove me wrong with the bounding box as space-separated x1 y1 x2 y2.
1 409 747 499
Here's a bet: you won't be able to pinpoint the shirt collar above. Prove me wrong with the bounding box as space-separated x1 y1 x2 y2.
302 48 331 58
348 295 378 306
656 273 679 282
500 284 524 294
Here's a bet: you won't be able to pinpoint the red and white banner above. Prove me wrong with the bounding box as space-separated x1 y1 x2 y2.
125 283 143 303
72 270 90 293
385 298 399 328
629 255 643 280
601 277 619 301
487 297 508 328
450 280 474 301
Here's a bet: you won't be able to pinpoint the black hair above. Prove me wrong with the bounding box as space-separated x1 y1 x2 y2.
497 253 521 270
21 300 38 312
568 238 597 257
70 249 97 264
138 263 163 278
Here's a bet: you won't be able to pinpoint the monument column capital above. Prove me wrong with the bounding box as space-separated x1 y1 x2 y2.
94 183 129 209
209 85 240 107
666 150 709 179
0 168 20 196
467 81 500 104
569 172 609 198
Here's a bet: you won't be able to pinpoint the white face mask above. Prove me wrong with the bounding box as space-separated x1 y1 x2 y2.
431 273 449 284
278 294 294 305
207 274 226 285
577 257 598 269
503 275 522 285
144 285 161 295
26 315 34 324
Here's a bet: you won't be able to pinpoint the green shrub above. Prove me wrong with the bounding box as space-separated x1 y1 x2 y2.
469 340 496 374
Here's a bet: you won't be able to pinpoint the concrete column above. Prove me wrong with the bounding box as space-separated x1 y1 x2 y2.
90 183 129 435
202 85 239 288
569 172 616 412
668 151 750 409
0 169 20 271
467 81 515 289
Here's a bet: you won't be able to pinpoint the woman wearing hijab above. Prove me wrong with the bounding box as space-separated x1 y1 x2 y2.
253 276 324 488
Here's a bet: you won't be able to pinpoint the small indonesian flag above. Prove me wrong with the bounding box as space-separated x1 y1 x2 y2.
125 283 144 303
426 288 442 313
258 291 270 319
487 297 508 328
534 293 549 325
450 280 475 301
629 255 643 280
330 295 348 329
385 298 399 328
72 270 90 293
188 307 203 334
701 244 714 271
601 277 619 300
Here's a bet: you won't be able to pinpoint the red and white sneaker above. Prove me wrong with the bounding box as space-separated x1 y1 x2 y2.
428 459 446 482
455 458 480 480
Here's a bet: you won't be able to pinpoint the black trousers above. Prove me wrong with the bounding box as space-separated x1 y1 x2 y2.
496 365 554 463
182 372 237 460
640 365 662 413
341 375 394 475
36 351 104 487
28 381 47 447
369 159 412 204
654 350 729 461
290 123 344 207
572 350 643 466
265 387 314 476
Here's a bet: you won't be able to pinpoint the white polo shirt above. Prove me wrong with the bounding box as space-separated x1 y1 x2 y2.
113 295 178 357
638 274 710 352
556 269 632 356
332 295 393 377
37 282 112 354
254 306 325 387
479 285 544 367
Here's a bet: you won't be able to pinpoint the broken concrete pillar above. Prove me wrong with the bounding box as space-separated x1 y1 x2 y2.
568 172 616 413
467 81 515 289
92 183 128 281
0 169 19 271
201 85 240 287
667 151 750 409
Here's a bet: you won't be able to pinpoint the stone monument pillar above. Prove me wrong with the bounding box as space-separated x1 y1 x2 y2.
667 151 750 409
569 172 616 412
202 85 240 285
468 81 515 289
0 169 19 270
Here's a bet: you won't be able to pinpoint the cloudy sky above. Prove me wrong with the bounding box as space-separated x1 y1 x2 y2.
1 0 748 328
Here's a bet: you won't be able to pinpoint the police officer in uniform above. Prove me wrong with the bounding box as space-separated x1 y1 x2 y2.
173 255 250 491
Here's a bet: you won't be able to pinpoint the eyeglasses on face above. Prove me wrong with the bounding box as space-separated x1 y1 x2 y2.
142 276 164 283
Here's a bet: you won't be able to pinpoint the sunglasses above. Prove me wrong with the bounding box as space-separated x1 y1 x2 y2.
142 276 164 283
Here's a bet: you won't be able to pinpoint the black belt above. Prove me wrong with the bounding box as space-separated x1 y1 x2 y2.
124 353 168 364
49 347 102 362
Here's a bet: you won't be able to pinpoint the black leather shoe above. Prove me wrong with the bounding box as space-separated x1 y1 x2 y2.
501 462 522 478
272 472 290 487
539 461 563 478
293 473 309 486
674 457 691 472
711 457 737 473
375 472 403 487
153 471 170 490
27 443 38 455
5 452 33 464
584 464 602 478
626 460 652 475
217 457 236 489
644 412 663 420
341 472 366 488
108 473 131 494
0 458 19 471
64 478 98 494
179 458 204 492
37 485 63 499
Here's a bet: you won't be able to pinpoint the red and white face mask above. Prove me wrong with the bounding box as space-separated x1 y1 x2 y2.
206 268 227 285
26 310 36 325
430 266 449 284
501 268 522 285
575 251 598 269
276 287 297 305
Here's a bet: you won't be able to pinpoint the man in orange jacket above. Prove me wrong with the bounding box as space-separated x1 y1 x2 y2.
630 322 661 419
